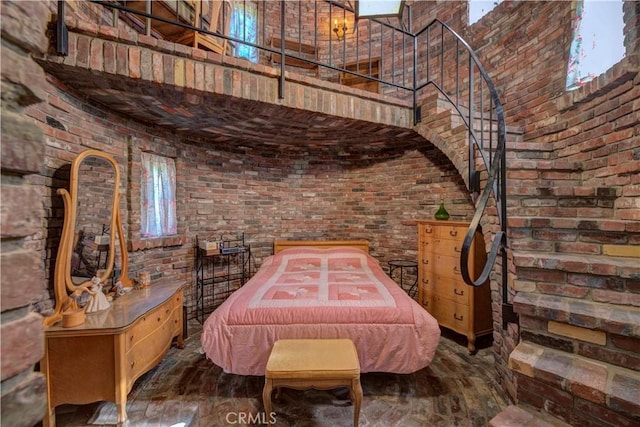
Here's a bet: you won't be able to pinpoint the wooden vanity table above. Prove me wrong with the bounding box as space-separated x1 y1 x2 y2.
41 282 184 427
41 150 185 426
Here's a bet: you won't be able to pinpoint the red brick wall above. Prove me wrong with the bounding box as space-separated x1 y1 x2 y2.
28 70 475 318
463 0 640 409
15 2 639 422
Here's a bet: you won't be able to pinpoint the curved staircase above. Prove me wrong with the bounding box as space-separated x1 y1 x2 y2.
419 87 640 426
504 140 640 425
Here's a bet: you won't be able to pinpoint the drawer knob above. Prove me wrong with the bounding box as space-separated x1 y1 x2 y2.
422 301 429 307
422 259 429 265
454 288 464 296
455 246 461 253
449 229 458 237
130 335 134 342
454 266 461 273
422 278 429 285
130 361 135 368
425 225 433 233
157 317 161 322
454 313 464 321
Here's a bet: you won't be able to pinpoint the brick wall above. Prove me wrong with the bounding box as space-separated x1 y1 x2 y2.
23 0 483 321
0 1 50 425
9 1 639 424
28 70 475 318
29 78 472 318
464 0 640 419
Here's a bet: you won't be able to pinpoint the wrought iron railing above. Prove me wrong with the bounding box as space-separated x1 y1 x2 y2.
57 0 512 327
412 19 511 326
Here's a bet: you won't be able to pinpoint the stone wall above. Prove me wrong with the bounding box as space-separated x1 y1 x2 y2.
0 1 50 425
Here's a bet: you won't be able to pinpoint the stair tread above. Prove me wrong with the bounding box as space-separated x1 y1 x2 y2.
513 291 640 336
508 159 582 170
512 250 640 277
508 216 637 231
509 341 640 419
508 186 621 197
490 404 572 427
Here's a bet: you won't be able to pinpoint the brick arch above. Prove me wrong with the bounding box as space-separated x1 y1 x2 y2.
414 120 498 245
36 29 418 142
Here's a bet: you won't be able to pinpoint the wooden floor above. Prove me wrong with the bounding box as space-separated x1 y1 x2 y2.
51 320 507 427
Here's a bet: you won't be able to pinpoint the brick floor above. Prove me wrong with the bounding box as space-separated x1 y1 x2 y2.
52 321 507 426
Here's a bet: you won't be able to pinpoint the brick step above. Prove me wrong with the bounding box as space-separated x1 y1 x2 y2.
512 251 640 278
508 186 621 198
490 404 572 427
513 292 640 341
507 158 582 171
505 139 551 154
421 92 523 140
508 174 583 188
508 216 640 256
508 194 618 216
508 341 640 426
508 216 640 234
510 206 620 220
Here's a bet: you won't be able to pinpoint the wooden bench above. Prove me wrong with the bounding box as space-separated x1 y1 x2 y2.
263 339 363 426
269 36 319 71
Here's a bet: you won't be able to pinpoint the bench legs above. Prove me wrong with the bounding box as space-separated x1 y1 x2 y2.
262 379 274 427
350 378 363 427
262 378 363 427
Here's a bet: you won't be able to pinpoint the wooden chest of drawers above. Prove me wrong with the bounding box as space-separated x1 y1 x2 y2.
417 220 492 354
42 282 184 426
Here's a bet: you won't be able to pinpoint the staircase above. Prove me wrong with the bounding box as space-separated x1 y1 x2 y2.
505 137 640 426
418 89 640 426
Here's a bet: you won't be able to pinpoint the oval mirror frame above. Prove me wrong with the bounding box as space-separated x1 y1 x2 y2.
70 153 117 287
44 149 132 327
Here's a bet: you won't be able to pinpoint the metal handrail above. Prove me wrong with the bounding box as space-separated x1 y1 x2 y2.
413 19 508 325
60 0 511 325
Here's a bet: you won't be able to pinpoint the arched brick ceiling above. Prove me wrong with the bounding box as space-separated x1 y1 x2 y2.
37 61 432 159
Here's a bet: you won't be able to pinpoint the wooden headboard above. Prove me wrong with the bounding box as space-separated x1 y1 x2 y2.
273 240 370 254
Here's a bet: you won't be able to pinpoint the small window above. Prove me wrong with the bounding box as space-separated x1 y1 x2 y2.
229 1 258 62
141 153 177 238
469 0 502 25
566 0 625 90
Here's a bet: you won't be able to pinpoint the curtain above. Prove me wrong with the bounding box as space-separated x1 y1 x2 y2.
141 153 177 238
566 0 624 90
566 0 585 90
229 1 258 62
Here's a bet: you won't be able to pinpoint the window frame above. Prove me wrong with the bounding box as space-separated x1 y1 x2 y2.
229 0 259 62
140 152 178 239
566 0 625 91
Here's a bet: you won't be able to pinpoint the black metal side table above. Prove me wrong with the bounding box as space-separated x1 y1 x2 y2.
388 260 418 299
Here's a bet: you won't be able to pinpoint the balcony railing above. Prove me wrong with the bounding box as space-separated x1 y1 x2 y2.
57 0 512 327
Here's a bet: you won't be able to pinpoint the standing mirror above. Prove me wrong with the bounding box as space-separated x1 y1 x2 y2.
71 154 116 285
44 149 131 327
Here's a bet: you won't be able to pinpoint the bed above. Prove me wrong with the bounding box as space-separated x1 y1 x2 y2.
201 240 441 375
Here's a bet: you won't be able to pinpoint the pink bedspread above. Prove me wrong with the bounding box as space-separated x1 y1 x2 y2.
201 247 440 375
